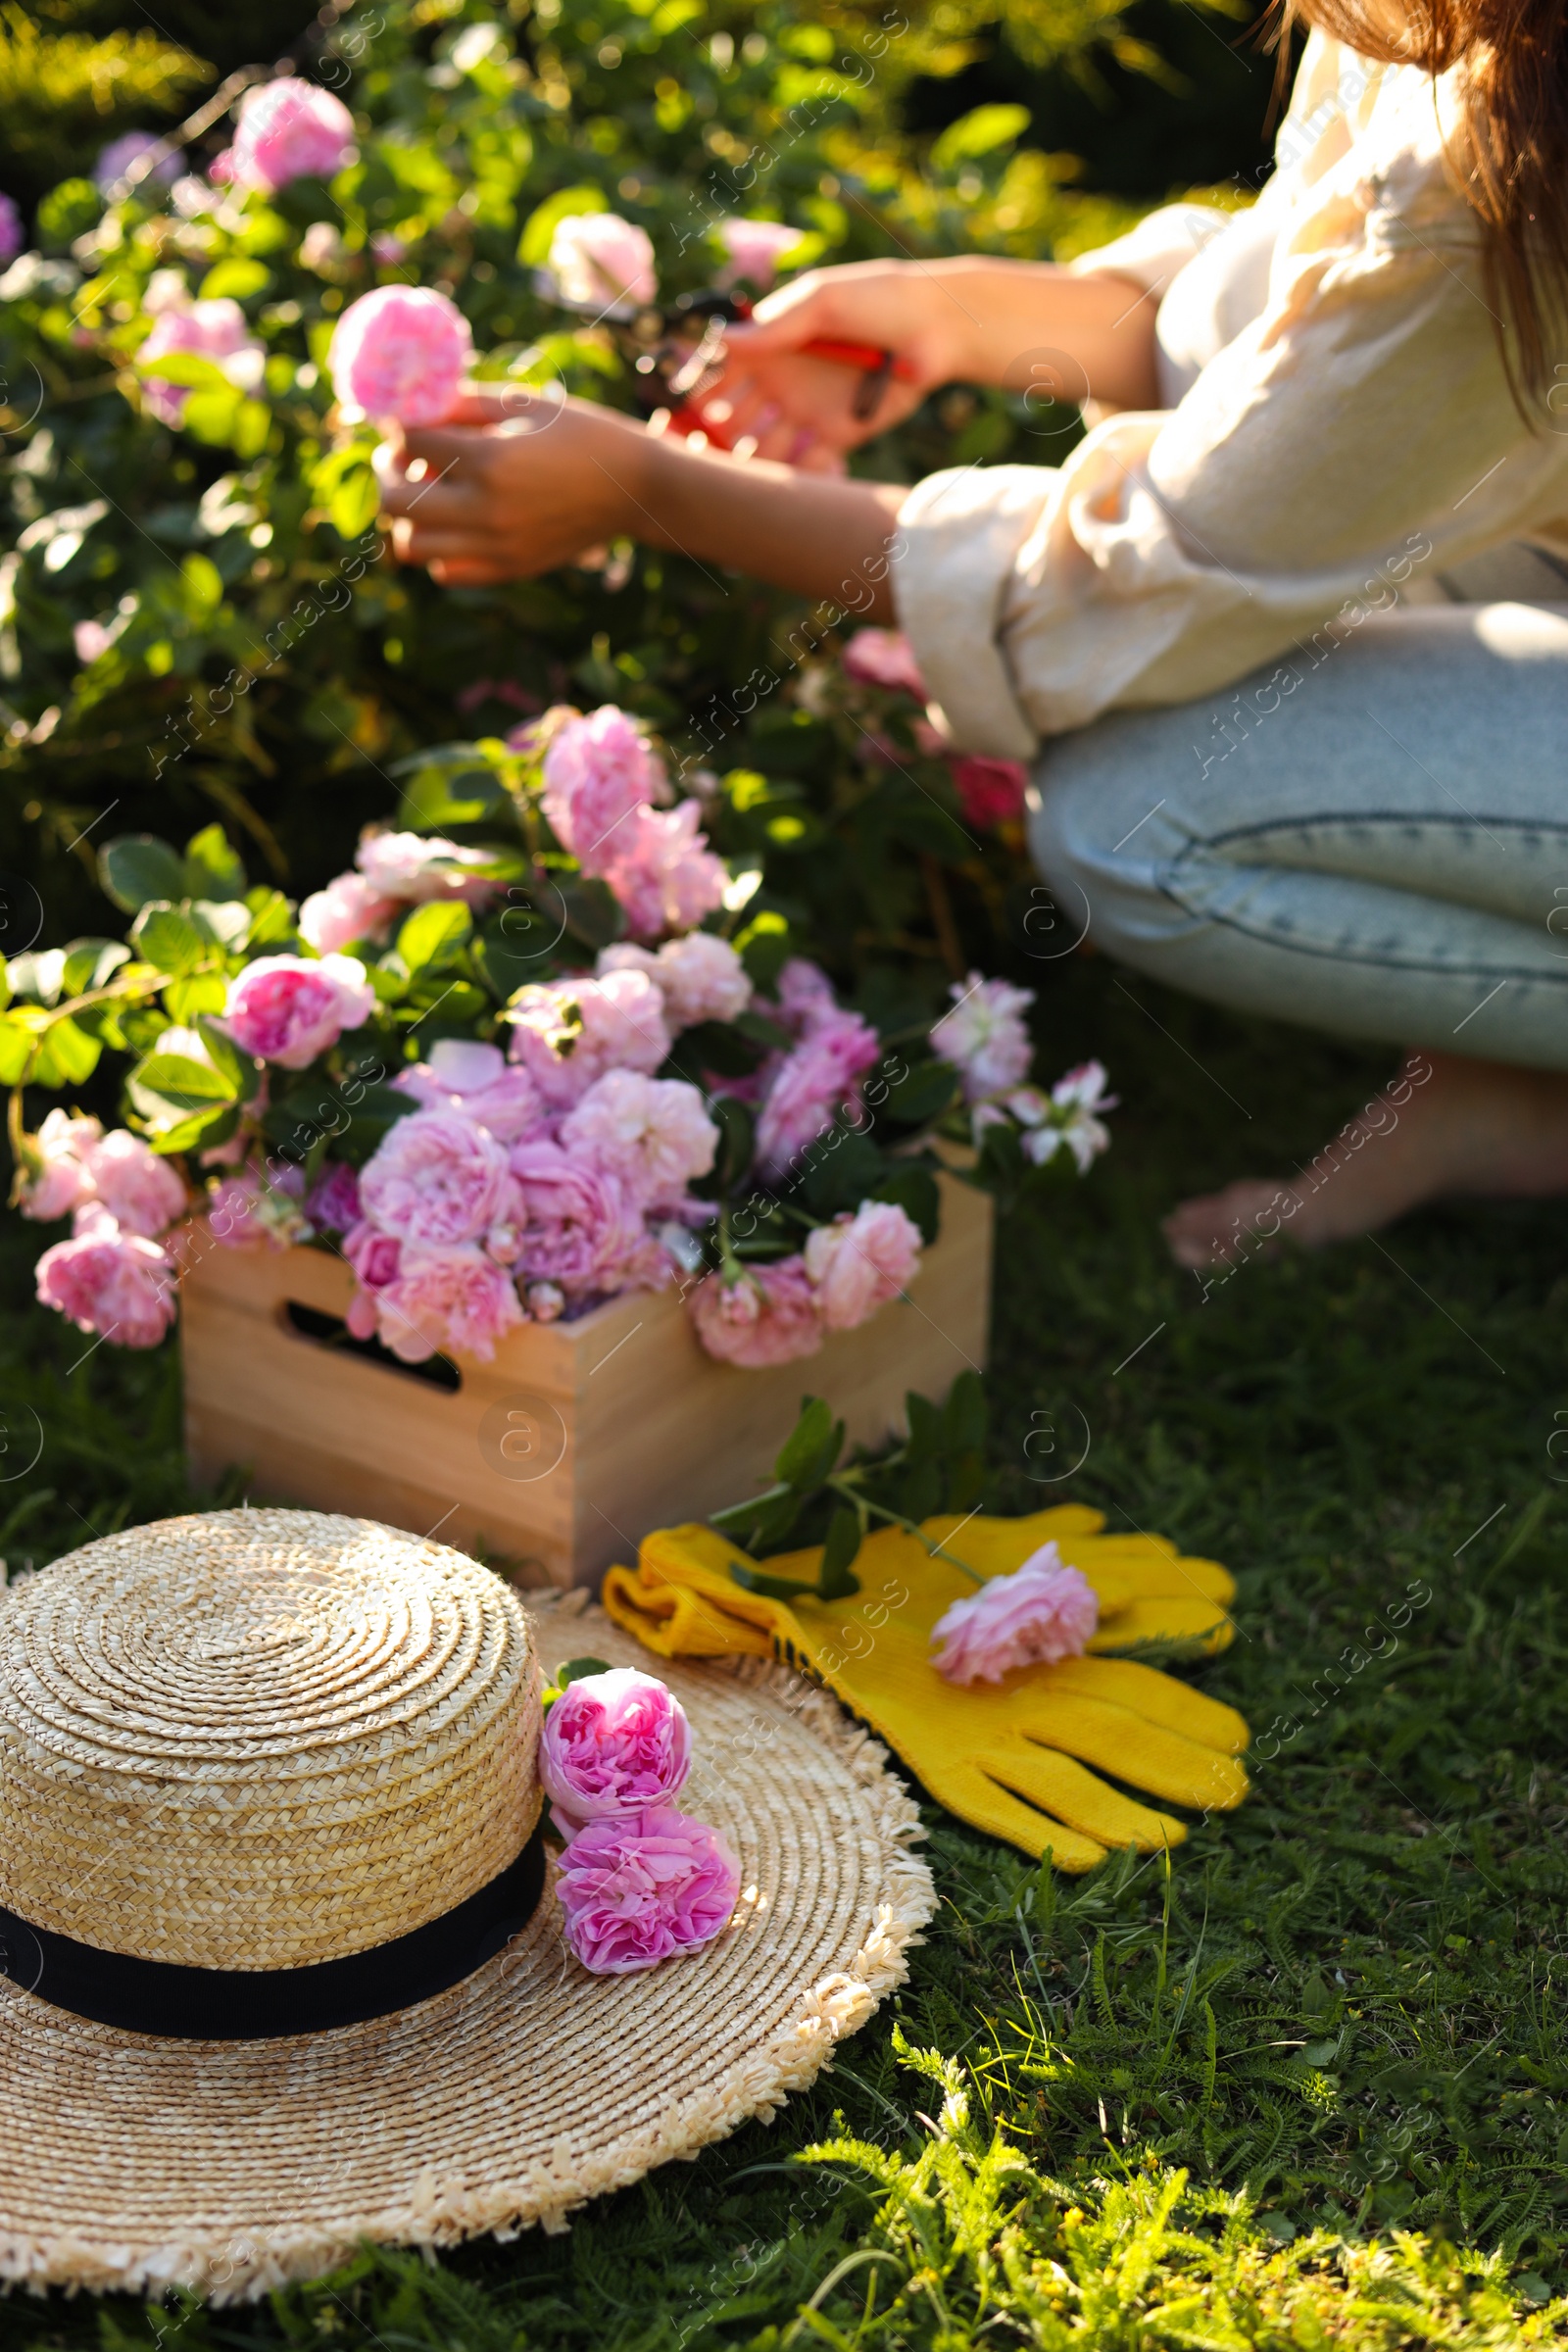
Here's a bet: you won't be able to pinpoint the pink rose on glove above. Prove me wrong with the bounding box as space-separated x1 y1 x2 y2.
230 76 354 193
328 286 473 426
540 1667 692 1838
298 871 399 955
803 1199 921 1331
35 1221 176 1349
556 1802 740 1974
930 1541 1100 1686
222 955 375 1070
357 1108 513 1247
688 1257 823 1367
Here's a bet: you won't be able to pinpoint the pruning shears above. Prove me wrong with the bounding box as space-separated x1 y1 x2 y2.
620 290 917 439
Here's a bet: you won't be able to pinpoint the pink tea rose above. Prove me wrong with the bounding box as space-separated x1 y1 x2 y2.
775 956 838 1035
343 1216 402 1298
73 618 112 667
541 706 665 869
540 1666 691 1837
299 220 345 272
931 972 1035 1103
138 299 263 426
930 1542 1100 1686
358 1108 513 1247
509 1138 652 1300
354 829 498 906
396 1039 546 1147
506 969 670 1109
35 1221 176 1349
527 1279 564 1321
603 801 728 942
17 1109 101 1223
951 755 1028 831
230 76 354 193
715 217 804 289
329 285 473 426
803 1199 921 1331
755 1009 882 1182
208 1163 311 1250
306 1159 361 1235
556 1802 740 1974
547 212 657 312
842 629 927 700
364 1243 524 1363
0 194 22 268
298 870 399 955
222 954 375 1070
689 1257 823 1366
83 1128 185 1239
598 931 751 1030
560 1071 717 1208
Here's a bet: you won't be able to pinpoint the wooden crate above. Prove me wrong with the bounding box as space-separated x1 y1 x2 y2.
181 1171 993 1590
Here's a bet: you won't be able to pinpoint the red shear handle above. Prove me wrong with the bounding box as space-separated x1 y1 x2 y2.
800 337 919 382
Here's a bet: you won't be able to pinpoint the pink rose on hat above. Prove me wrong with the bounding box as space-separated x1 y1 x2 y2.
540 1667 692 1840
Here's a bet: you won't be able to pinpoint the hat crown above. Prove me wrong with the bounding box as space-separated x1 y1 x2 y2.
0 1510 541 1970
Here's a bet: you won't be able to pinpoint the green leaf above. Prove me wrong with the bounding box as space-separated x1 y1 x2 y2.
877 1056 959 1127
672 1019 765 1079
710 1481 806 1555
138 350 232 392
942 1370 987 1460
31 1015 101 1089
196 1015 261 1102
555 1656 611 1687
559 877 624 952
199 257 271 301
231 399 271 460
871 1163 942 1248
707 1097 756 1195
0 1015 34 1085
931 103 1030 169
519 182 606 268
397 901 472 976
244 887 295 947
395 757 512 830
329 462 380 541
181 384 244 445
131 903 208 977
60 938 130 999
99 834 185 914
189 900 252 954
147 1102 239 1156
816 1506 863 1601
183 824 247 903
132 1050 236 1110
775 1396 844 1493
0 957 9 1014
162 972 227 1025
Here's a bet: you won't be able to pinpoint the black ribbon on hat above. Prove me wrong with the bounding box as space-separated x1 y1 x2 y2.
0 1826 546 2040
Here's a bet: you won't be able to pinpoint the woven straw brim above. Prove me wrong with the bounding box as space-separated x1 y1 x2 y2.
0 1599 934 2303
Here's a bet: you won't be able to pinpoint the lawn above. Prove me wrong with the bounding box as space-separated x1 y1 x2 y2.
1 948 1564 2351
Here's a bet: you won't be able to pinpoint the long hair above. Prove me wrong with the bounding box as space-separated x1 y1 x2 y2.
1274 0 1568 403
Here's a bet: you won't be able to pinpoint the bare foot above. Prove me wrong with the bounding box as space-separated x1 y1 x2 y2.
1163 1051 1568 1270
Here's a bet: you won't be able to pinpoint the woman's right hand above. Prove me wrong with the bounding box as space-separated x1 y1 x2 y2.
694 260 975 466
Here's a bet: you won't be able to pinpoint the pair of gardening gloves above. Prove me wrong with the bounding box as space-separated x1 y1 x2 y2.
602 1505 1249 1872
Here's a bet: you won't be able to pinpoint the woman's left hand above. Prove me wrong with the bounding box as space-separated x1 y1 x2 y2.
374 386 651 585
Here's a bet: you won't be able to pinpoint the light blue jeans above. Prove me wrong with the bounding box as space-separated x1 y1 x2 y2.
1028 569 1568 1071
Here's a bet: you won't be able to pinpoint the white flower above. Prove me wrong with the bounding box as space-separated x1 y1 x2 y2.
931 971 1035 1103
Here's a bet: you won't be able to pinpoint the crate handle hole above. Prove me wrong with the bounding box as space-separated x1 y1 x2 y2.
280 1300 463 1394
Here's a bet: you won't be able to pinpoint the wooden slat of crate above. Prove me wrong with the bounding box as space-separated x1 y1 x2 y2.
181 1171 992 1589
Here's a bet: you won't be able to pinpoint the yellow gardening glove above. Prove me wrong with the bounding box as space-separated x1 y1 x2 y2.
602 1505 1248 1872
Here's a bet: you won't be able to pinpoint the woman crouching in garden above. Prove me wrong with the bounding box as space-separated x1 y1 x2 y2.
377 0 1568 1269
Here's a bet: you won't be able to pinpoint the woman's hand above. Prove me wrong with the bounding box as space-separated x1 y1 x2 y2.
694 260 977 465
374 386 652 585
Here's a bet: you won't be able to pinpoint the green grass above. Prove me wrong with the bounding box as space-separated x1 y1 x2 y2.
5 954 1568 2349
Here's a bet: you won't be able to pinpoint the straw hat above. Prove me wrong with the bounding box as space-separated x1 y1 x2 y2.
0 1509 933 2301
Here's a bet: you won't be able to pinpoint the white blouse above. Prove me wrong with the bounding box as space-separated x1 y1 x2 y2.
893 28 1568 757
